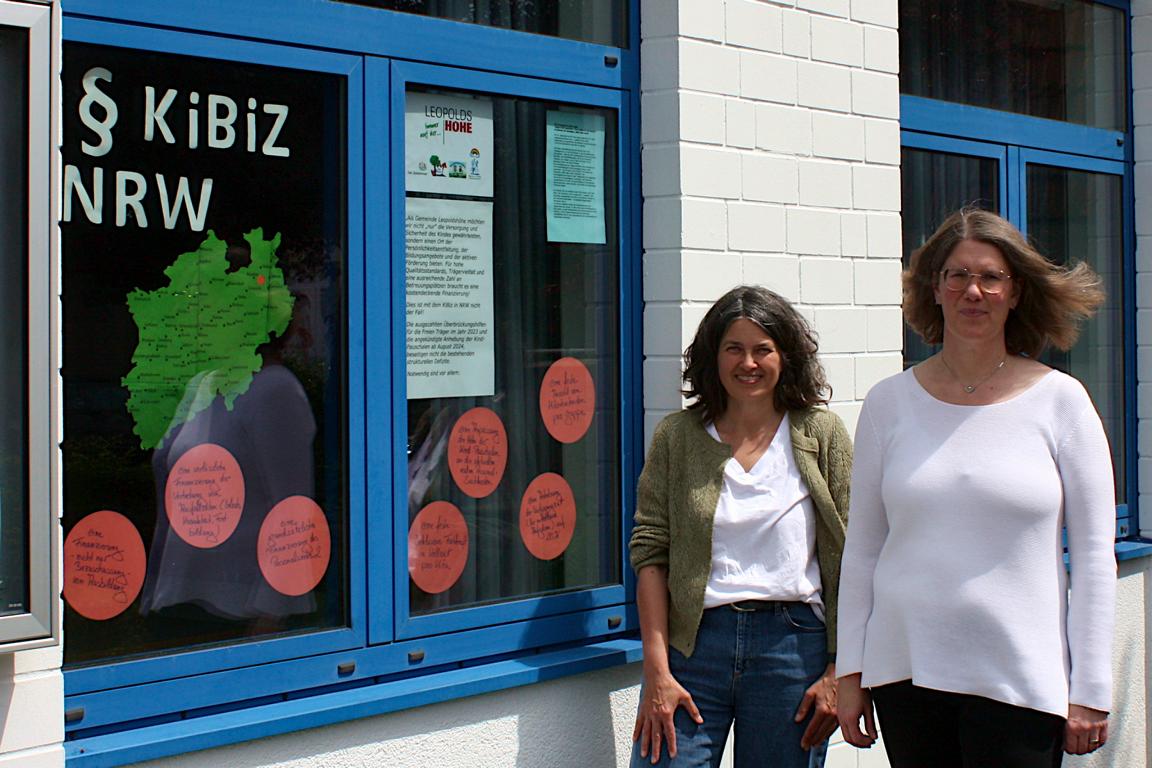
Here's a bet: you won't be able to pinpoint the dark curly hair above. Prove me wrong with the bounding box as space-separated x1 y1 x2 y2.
682 285 830 423
903 207 1105 356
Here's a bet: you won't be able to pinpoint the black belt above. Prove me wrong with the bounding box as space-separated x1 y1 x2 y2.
725 599 792 612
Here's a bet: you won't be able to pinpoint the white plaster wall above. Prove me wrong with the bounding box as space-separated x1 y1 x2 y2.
127 665 643 768
0 646 65 768
1064 560 1149 768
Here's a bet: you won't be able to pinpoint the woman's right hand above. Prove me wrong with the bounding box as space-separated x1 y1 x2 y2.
836 673 878 748
632 668 703 764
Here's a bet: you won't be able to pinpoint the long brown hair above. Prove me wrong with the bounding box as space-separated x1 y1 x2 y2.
682 285 830 423
903 208 1104 356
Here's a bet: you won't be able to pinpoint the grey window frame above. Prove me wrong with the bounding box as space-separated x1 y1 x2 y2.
0 0 59 651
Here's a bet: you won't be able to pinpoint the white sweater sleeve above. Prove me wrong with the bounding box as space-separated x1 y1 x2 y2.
835 397 888 677
1060 402 1117 712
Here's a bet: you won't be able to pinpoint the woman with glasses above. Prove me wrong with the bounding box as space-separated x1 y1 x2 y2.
836 208 1115 767
630 285 852 767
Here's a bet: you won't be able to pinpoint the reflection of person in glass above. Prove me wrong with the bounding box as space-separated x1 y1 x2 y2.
629 286 852 767
140 292 317 625
836 209 1115 766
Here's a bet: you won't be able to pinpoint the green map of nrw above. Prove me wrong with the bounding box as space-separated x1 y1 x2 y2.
123 228 294 451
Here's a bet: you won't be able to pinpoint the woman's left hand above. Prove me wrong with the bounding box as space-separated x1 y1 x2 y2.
795 662 838 750
1065 704 1108 754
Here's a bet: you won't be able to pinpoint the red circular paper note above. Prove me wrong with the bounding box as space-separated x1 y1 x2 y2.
257 496 331 596
408 501 469 594
539 357 595 444
165 442 245 548
63 510 147 621
447 407 508 499
519 473 577 561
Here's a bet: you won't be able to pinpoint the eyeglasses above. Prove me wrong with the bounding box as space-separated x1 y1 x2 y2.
939 267 1012 295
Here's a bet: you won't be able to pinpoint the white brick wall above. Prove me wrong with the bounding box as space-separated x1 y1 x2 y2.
641 0 903 442
1136 1 1152 537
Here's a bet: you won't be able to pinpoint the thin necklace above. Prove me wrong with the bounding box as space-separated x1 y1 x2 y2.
939 354 1007 394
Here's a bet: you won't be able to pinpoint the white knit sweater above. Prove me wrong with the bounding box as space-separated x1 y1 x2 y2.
837 368 1116 716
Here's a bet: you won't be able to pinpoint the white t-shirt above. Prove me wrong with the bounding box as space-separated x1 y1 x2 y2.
703 413 824 612
837 368 1116 716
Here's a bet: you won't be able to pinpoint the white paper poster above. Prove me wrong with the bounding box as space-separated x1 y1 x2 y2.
546 111 606 244
405 93 494 198
405 197 495 399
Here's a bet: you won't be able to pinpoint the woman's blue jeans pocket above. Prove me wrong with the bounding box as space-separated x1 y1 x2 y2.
630 604 828 768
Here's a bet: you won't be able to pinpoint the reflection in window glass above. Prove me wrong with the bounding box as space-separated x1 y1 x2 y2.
1027 165 1125 501
900 147 1000 367
336 0 627 47
404 88 620 615
61 44 348 665
0 26 29 618
901 0 1126 130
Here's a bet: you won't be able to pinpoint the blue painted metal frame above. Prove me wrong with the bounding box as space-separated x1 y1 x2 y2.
386 60 631 641
66 638 644 768
61 19 369 696
1016 148 1137 534
901 96 1126 162
64 603 638 734
364 56 395 648
899 131 1009 218
62 0 629 90
61 0 643 758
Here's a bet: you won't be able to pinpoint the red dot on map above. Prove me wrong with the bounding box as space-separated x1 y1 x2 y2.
257 496 331 596
63 510 147 621
408 501 469 594
539 357 595 444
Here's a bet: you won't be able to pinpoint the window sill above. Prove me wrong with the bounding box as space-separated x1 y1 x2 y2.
1115 539 1152 561
65 637 643 768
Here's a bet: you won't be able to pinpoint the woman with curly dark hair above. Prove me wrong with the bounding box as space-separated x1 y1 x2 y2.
837 208 1115 767
629 285 852 767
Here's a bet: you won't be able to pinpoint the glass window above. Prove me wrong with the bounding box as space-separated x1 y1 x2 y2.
404 88 620 615
336 0 628 48
1027 164 1125 501
0 24 29 619
61 43 348 666
901 0 1127 130
900 147 1000 367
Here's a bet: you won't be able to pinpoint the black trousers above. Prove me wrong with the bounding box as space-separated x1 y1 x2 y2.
871 680 1064 768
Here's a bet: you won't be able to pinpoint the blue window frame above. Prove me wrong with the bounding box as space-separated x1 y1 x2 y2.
60 2 642 765
899 0 1140 545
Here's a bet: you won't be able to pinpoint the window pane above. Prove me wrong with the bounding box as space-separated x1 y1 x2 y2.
901 0 1126 130
61 44 348 665
900 147 1000 367
0 26 29 618
1026 165 1125 502
336 0 628 47
404 88 620 615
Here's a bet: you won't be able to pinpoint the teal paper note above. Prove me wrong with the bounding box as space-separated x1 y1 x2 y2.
546 111 606 244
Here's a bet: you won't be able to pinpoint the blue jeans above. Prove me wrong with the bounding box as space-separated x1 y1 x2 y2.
631 602 829 768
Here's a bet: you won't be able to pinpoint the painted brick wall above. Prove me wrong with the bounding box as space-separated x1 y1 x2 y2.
1135 0 1152 539
640 0 903 448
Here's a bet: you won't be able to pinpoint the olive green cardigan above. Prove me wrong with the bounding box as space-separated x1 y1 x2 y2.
629 407 852 658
